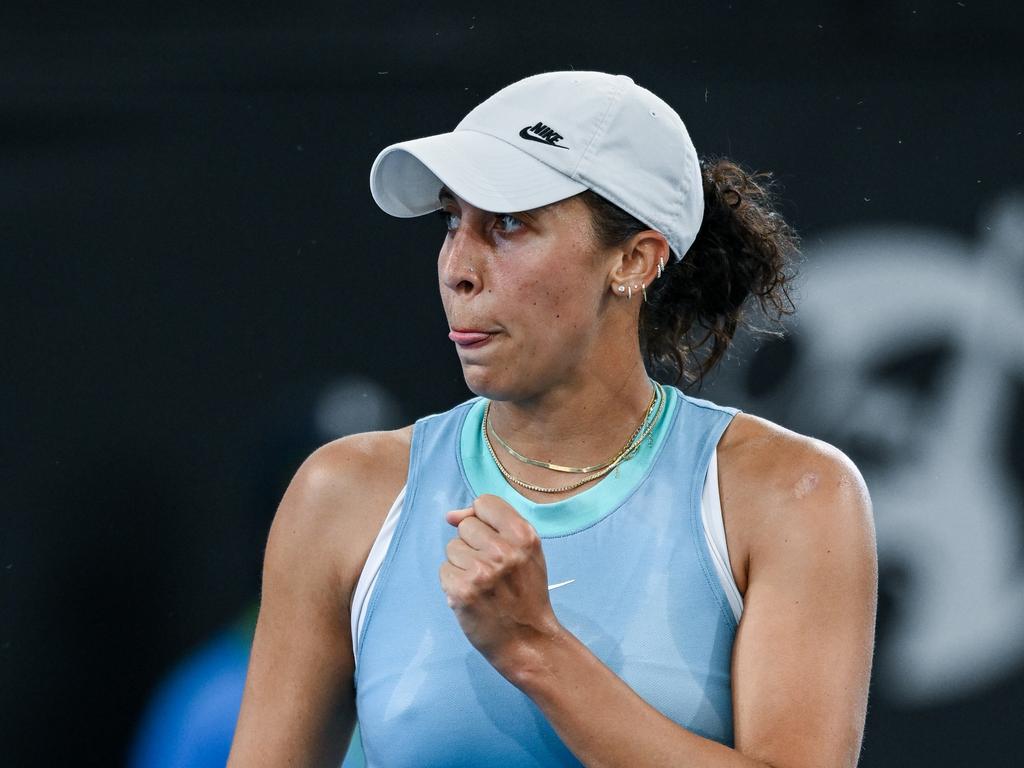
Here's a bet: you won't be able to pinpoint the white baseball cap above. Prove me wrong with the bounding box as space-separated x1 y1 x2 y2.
369 71 704 262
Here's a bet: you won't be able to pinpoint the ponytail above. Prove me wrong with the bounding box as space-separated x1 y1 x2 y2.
581 157 799 387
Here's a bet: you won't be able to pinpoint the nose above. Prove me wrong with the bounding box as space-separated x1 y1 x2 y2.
439 228 482 295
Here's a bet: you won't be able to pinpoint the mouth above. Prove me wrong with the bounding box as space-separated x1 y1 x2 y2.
448 328 497 348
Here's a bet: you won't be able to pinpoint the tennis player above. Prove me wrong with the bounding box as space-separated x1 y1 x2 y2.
228 71 877 767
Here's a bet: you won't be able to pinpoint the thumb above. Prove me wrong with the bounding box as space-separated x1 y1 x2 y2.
445 505 475 527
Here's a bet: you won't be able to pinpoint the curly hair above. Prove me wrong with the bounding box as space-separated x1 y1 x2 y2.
579 157 799 387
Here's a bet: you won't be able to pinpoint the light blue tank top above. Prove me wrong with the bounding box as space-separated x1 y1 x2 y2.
354 386 739 766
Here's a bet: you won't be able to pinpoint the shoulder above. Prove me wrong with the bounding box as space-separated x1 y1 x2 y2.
718 413 870 507
263 425 415 610
716 413 876 588
298 425 414 498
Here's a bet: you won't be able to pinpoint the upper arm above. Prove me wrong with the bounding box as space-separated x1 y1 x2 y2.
725 429 878 768
228 428 410 767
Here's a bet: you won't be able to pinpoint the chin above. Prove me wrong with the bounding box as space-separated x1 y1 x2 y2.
460 365 505 400
459 362 548 404
457 361 518 401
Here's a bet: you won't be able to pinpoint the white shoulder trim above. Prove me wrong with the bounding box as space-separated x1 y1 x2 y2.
700 448 744 622
350 485 406 669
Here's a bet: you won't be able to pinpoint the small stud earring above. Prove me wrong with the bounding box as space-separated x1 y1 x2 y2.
617 285 626 294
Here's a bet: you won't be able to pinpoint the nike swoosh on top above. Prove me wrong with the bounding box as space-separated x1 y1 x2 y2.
519 127 570 149
547 579 576 591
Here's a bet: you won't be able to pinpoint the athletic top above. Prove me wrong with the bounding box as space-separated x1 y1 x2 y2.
353 387 742 766
350 395 744 663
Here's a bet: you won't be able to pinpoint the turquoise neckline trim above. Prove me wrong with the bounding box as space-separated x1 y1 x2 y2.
458 384 680 537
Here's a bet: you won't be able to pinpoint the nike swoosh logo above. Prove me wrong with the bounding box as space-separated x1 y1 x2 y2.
519 127 570 149
547 579 576 591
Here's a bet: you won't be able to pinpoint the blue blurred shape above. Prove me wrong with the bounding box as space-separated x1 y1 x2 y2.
129 622 364 767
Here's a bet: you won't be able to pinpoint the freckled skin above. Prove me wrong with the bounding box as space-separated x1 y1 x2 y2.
435 189 676 491
437 191 623 405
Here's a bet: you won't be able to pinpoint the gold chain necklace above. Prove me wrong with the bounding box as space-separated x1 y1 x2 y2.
481 382 666 494
488 383 659 474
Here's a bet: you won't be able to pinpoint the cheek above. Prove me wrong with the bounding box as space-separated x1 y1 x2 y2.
511 267 598 347
540 235 604 325
492 219 604 338
496 261 569 316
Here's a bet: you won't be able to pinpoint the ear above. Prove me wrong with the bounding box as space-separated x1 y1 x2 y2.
609 230 671 296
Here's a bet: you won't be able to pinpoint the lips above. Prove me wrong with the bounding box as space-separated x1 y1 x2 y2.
448 328 495 347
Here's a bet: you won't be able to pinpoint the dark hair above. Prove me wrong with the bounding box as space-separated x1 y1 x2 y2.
580 157 799 387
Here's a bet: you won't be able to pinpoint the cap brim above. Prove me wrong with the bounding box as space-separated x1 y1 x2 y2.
369 129 587 217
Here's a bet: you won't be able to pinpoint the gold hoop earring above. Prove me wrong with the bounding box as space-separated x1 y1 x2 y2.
627 285 632 300
642 283 647 302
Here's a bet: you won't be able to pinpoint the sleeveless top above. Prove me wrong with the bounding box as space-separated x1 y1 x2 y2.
354 389 740 766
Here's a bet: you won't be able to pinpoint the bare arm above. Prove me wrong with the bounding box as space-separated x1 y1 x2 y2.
442 420 877 768
228 428 410 767
728 433 877 767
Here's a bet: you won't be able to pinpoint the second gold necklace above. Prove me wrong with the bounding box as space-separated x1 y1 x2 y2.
487 382 660 474
482 382 666 494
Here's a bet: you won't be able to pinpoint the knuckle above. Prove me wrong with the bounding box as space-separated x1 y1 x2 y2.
470 562 494 587
439 564 454 591
511 523 539 550
440 581 471 610
506 545 528 568
489 541 510 566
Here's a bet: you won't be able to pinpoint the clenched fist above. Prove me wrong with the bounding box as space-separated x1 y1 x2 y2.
439 494 564 680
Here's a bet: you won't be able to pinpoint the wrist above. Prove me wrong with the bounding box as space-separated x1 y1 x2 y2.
498 618 575 692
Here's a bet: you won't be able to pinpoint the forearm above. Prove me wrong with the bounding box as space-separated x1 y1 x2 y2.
507 627 767 768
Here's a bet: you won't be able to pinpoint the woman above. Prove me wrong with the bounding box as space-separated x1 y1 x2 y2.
229 71 877 767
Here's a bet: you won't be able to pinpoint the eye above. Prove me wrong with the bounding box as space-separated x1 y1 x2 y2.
435 208 460 233
495 213 524 233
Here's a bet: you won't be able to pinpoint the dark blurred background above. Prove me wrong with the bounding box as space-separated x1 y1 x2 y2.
3 1 1023 765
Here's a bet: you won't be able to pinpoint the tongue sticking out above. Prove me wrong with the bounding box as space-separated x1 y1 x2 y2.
449 331 491 345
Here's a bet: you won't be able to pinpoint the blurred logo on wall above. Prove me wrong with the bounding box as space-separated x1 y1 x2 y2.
710 193 1024 705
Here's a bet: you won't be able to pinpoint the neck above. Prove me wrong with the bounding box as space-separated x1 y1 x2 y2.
485 358 656 471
